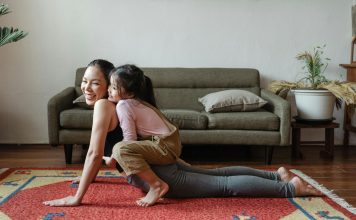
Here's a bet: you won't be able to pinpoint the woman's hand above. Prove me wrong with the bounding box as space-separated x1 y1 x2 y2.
43 195 81 207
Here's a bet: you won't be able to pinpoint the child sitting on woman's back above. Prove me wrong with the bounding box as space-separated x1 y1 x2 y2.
104 64 182 207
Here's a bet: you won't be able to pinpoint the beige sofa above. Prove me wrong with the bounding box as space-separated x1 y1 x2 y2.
48 67 291 164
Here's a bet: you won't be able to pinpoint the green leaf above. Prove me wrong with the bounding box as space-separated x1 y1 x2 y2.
0 4 27 47
0 26 28 47
0 4 11 16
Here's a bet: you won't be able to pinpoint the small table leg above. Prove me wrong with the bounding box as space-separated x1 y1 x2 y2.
320 128 334 159
343 105 351 147
292 127 303 159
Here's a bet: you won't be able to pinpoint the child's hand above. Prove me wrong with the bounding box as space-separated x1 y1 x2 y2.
69 176 81 184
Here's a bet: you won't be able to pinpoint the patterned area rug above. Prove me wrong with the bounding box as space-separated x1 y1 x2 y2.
0 168 355 220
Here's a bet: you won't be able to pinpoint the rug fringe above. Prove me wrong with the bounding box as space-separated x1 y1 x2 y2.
290 169 356 215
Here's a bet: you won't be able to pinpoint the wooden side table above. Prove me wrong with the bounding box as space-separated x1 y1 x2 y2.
339 35 356 146
291 121 339 159
340 63 356 146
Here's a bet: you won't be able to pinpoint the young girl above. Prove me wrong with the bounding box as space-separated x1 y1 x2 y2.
106 64 182 207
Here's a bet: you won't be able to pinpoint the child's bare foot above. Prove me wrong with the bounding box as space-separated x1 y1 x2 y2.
70 176 81 184
136 180 169 207
290 176 323 197
103 156 116 168
277 167 292 182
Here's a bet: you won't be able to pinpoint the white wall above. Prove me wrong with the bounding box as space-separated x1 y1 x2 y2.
0 0 353 144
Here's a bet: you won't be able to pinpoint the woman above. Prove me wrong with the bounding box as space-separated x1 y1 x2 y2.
44 59 122 206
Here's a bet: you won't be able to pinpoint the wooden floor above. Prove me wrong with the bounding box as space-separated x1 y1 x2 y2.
0 144 356 207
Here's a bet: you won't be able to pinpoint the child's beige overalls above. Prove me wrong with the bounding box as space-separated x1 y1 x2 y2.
112 101 182 176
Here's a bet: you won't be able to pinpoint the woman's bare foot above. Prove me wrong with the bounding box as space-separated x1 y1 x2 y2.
136 180 169 207
103 156 116 168
277 167 292 182
290 176 323 197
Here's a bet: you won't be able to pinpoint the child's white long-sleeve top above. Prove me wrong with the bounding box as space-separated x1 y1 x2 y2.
116 99 170 141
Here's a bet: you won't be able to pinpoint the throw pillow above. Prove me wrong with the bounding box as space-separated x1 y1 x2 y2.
198 89 267 113
73 94 93 109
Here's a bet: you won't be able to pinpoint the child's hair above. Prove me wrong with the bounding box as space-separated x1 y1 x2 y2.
110 64 157 107
87 59 115 85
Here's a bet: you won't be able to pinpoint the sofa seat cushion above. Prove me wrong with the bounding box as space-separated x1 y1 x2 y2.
60 108 208 130
60 108 93 129
162 109 208 130
204 109 279 131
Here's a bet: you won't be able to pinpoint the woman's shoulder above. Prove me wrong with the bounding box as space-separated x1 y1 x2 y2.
94 99 119 129
94 99 116 112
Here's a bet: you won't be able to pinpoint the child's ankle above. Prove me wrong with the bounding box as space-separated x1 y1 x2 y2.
151 179 166 188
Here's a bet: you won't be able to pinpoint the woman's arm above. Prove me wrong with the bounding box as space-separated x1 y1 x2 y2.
43 100 117 206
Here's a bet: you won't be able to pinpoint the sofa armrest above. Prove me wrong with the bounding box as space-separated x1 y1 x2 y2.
47 87 76 145
261 89 291 146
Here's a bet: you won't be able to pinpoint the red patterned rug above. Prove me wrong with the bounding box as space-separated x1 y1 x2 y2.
0 168 355 220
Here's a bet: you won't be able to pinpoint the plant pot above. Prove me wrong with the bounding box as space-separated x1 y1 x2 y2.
292 89 336 120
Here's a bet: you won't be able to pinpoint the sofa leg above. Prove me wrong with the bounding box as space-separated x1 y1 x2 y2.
265 146 274 165
64 144 73 164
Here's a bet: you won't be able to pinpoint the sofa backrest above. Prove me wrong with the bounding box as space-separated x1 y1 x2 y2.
75 67 261 111
143 68 260 111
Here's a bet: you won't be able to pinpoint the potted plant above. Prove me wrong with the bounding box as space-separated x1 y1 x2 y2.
269 45 356 121
0 3 27 47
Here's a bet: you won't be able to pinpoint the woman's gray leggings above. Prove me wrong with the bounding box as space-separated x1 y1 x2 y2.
126 162 295 198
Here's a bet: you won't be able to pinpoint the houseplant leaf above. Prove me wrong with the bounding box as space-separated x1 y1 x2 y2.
0 4 28 47
0 26 28 47
0 3 10 16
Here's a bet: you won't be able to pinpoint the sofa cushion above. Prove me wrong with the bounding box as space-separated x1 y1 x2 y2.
73 94 93 109
60 108 93 129
198 89 267 113
161 109 208 130
204 109 279 131
142 68 261 110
